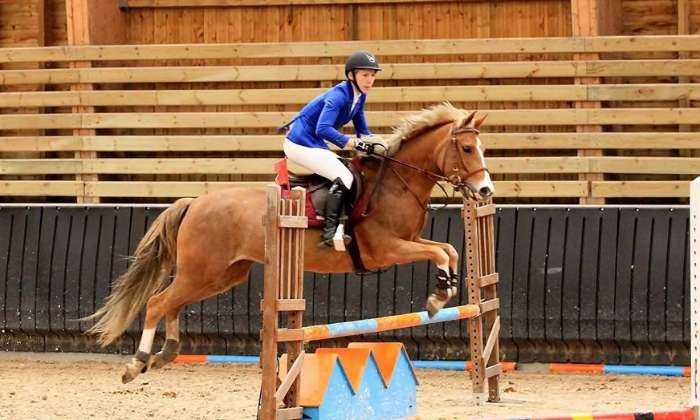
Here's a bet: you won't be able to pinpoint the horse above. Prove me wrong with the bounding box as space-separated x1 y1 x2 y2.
85 103 494 383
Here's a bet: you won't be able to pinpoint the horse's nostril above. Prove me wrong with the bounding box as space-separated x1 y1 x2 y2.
479 186 492 197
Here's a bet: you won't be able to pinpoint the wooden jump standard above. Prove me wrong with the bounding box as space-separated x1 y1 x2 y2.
259 185 501 420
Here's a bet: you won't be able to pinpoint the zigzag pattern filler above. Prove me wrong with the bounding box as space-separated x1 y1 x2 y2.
294 342 418 420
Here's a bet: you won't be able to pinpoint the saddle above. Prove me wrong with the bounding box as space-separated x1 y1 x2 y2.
274 157 367 228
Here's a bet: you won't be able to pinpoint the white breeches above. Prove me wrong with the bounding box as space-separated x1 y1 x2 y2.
283 139 354 189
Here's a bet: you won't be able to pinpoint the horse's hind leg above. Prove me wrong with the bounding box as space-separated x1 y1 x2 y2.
122 260 254 383
148 306 181 370
122 285 179 384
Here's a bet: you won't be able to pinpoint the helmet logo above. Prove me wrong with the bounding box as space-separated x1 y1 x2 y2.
365 53 376 63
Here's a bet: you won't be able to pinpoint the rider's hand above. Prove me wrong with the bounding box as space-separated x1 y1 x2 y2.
353 135 388 156
354 139 373 154
345 137 373 155
360 135 389 155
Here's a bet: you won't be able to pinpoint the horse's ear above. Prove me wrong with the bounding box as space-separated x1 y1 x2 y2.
463 110 477 127
474 113 487 129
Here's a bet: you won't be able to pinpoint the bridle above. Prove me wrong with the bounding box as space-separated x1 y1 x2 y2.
362 123 490 215
439 125 490 194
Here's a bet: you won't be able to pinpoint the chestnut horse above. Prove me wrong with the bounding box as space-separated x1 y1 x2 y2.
86 103 494 383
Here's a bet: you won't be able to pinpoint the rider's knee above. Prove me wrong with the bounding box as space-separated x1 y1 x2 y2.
339 172 353 190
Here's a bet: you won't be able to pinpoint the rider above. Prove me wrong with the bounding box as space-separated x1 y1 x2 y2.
283 50 386 248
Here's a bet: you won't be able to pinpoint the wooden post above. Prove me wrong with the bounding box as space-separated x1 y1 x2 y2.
66 0 99 203
464 196 500 403
572 0 603 205
32 0 47 187
260 185 307 420
678 0 693 167
260 185 282 420
280 187 305 409
571 0 621 204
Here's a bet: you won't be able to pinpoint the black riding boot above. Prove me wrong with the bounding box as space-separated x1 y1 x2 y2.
320 178 351 248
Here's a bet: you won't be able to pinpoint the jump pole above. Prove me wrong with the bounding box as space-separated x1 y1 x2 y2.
258 184 502 419
300 304 480 342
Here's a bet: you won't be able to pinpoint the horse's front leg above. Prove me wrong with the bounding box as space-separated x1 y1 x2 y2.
414 238 460 310
381 238 457 317
415 238 459 277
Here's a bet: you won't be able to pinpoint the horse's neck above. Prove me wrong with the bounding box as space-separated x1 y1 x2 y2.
371 126 447 209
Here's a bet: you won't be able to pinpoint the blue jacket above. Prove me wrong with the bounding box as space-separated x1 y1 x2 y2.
286 81 371 149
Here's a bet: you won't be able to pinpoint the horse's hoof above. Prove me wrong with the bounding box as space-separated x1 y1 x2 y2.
426 294 447 318
121 360 146 384
150 339 179 370
150 351 177 370
149 353 167 370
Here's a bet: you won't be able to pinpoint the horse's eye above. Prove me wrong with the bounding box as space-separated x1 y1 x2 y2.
462 146 473 154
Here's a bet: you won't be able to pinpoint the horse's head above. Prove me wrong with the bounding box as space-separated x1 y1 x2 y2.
436 110 494 199
386 103 495 201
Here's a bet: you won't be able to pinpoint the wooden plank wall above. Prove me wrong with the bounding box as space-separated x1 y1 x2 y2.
614 1 699 203
125 1 572 44
0 1 698 204
0 0 67 47
119 1 574 202
1 1 56 200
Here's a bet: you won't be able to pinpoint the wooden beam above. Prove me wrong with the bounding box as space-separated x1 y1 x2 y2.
0 156 600 174
0 181 85 196
1 108 699 130
123 0 492 7
274 352 306 404
677 0 694 170
479 273 499 288
36 0 46 47
66 0 99 203
591 181 691 198
84 181 268 197
0 180 591 198
66 0 91 45
260 185 281 420
4 84 700 108
1 36 700 63
2 132 700 152
572 0 604 205
2 157 699 177
479 298 500 313
678 0 690 36
588 157 700 174
3 60 700 85
63 107 700 127
481 316 501 366
485 364 502 379
275 407 303 420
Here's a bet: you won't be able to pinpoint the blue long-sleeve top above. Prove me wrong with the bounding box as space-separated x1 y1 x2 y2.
286 81 371 149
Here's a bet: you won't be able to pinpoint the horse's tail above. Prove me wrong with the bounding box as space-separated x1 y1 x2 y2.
85 197 195 346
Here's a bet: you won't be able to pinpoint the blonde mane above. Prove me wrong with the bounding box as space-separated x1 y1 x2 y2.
386 102 471 154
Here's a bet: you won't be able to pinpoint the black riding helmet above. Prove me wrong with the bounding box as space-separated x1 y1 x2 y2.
345 51 381 92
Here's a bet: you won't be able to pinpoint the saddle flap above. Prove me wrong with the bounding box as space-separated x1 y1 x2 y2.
274 157 366 228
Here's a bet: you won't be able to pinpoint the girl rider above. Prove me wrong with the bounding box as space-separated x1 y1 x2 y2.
283 51 387 248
